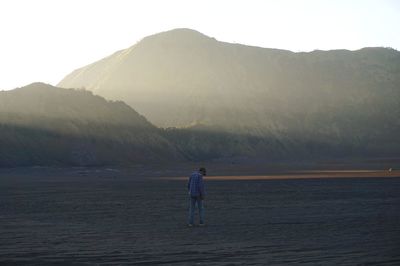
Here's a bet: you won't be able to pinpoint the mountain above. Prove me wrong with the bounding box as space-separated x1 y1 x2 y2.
59 29 400 126
58 28 400 159
0 83 182 166
1 81 398 167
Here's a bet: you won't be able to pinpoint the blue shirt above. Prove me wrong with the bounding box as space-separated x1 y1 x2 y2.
188 171 205 197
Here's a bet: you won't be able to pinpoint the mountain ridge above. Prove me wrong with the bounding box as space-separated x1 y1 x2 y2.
1 81 399 166
54 29 400 161
58 29 400 134
0 83 183 166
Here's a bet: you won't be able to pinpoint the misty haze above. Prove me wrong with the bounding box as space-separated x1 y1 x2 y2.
1 0 399 265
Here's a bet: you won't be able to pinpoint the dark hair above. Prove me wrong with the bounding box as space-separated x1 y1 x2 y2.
199 167 206 174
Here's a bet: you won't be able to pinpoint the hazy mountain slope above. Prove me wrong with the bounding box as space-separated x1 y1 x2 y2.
0 83 182 166
1 82 398 166
58 28 400 158
59 29 400 133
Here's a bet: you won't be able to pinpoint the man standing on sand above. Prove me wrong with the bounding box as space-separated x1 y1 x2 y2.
187 167 206 227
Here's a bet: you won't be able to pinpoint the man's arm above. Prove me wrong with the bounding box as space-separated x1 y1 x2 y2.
199 176 205 199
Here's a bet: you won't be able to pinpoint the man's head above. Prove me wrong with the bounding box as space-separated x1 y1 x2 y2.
199 167 207 176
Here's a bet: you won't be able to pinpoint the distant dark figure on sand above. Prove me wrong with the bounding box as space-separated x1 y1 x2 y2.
187 167 206 227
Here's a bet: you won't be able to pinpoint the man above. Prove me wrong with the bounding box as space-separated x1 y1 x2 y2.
187 167 206 227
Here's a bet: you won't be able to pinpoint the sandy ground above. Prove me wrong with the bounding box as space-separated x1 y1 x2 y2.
0 167 399 265
169 170 400 181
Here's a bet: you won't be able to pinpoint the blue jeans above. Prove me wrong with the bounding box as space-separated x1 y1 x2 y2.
188 196 204 224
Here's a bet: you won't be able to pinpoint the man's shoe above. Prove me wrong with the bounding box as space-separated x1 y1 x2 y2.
199 223 206 227
188 224 194 227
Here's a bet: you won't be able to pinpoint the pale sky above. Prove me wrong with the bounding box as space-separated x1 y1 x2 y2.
0 0 399 90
